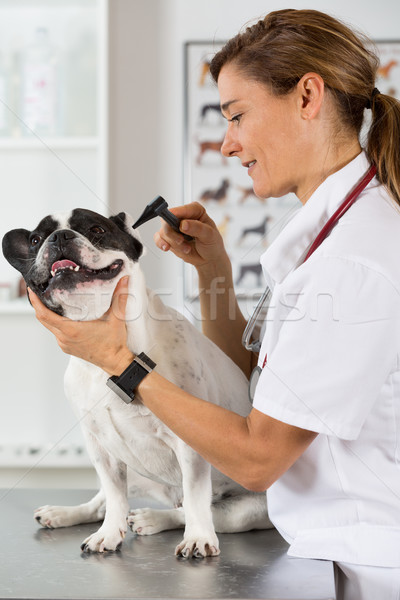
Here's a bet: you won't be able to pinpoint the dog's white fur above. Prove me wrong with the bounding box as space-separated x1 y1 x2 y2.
33 211 272 557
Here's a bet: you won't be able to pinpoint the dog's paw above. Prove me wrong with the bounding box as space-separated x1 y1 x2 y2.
80 523 126 553
127 507 183 536
175 532 220 558
34 505 76 529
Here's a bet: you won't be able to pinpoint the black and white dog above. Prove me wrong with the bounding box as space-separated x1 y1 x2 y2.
2 208 271 557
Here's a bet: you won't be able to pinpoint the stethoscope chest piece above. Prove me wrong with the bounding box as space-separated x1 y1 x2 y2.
248 365 262 404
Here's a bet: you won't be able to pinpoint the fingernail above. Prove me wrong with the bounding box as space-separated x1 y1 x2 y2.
162 244 168 251
181 221 189 232
183 245 191 254
121 276 129 286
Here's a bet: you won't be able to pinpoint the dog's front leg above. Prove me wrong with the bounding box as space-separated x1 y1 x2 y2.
80 432 129 553
34 488 106 529
175 442 220 558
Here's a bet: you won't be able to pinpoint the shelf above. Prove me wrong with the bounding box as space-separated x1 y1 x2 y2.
0 137 100 150
0 442 92 469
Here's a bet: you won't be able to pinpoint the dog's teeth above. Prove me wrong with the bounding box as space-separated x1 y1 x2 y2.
74 266 80 272
51 270 55 277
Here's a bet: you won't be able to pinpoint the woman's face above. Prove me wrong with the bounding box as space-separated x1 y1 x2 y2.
218 64 307 201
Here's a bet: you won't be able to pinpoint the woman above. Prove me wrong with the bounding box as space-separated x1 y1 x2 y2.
29 9 400 599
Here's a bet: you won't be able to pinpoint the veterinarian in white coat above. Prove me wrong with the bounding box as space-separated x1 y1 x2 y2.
29 9 400 600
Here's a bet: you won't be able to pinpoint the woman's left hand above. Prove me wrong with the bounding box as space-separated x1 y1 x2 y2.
27 276 134 376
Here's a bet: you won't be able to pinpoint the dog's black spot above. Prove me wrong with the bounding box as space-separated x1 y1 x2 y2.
2 215 59 277
2 208 143 315
69 208 143 262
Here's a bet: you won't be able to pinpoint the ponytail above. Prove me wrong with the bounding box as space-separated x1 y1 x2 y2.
367 92 400 206
210 9 400 207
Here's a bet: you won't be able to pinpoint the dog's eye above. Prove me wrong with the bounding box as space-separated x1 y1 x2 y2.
90 225 105 234
30 234 41 247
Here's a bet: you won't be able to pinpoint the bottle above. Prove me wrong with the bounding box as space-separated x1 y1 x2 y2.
64 26 97 136
21 28 61 136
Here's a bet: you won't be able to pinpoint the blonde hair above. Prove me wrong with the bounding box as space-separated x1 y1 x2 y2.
210 9 400 205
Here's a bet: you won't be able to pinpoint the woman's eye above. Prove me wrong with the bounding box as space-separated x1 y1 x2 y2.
90 225 105 234
30 234 41 247
230 114 242 124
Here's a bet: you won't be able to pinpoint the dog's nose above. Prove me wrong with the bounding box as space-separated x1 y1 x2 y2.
48 230 76 244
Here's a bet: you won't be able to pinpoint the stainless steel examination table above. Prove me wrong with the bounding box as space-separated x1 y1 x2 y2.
0 489 336 600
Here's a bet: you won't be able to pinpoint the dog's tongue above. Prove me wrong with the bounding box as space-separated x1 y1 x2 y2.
51 259 78 272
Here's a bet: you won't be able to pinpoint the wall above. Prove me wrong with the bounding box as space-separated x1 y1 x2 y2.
1 0 398 489
108 0 400 311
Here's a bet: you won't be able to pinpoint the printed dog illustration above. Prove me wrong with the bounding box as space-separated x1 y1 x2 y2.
200 179 230 203
196 139 227 165
238 216 271 246
235 263 264 287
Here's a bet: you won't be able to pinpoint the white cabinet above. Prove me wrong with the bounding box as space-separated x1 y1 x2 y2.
0 0 108 478
0 0 109 289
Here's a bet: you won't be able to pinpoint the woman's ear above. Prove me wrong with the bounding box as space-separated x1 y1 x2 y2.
297 73 325 120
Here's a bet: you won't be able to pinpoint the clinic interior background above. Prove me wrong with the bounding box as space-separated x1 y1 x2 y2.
0 0 398 489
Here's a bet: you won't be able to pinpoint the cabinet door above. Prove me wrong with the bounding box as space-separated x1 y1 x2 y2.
0 0 108 476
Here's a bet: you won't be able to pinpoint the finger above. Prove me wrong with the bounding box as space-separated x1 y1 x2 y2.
154 220 190 252
27 288 65 331
154 231 171 252
169 202 214 226
155 227 192 258
109 276 129 322
159 221 188 247
179 218 217 242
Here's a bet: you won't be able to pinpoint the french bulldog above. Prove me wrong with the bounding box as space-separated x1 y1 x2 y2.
2 208 271 557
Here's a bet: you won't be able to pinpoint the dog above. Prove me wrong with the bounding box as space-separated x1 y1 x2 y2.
237 185 268 204
237 216 272 246
235 263 264 288
198 60 211 86
199 179 230 203
2 208 271 558
217 215 231 241
196 139 227 165
198 103 224 124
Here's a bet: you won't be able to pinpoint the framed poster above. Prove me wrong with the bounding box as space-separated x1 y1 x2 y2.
184 41 300 301
183 40 400 301
375 40 400 97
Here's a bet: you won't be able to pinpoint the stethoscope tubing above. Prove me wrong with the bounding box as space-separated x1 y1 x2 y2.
243 163 378 383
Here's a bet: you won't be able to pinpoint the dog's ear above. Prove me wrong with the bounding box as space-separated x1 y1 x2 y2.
109 212 144 260
2 229 31 275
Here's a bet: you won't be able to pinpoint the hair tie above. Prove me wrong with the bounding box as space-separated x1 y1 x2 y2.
366 87 381 109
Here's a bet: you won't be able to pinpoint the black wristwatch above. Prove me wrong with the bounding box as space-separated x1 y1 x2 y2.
106 352 156 404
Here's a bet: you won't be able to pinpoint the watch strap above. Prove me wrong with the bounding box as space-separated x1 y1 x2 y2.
106 352 156 404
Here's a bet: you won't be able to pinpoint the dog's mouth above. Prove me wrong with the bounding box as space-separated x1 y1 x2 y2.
37 258 124 294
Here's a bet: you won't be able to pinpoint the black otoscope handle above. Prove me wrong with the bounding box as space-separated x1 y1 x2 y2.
156 204 194 241
159 209 193 241
132 195 194 242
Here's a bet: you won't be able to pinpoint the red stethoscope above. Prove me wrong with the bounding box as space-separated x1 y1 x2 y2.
245 164 377 403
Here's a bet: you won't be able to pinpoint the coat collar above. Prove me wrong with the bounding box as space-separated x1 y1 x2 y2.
260 151 375 286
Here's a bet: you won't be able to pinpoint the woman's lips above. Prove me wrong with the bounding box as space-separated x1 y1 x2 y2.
247 160 256 174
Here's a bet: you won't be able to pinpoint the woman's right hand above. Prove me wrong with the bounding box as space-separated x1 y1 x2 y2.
154 202 229 271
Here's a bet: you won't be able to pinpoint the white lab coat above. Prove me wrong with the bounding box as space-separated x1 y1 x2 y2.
252 151 400 596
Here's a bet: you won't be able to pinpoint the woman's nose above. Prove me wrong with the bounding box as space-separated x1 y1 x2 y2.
221 126 241 157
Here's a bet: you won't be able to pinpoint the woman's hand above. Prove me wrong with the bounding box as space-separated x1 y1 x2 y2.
27 276 134 376
154 202 230 272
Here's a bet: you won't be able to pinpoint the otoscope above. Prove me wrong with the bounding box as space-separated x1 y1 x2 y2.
132 196 194 241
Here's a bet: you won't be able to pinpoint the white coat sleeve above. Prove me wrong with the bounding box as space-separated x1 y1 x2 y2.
252 255 400 440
